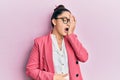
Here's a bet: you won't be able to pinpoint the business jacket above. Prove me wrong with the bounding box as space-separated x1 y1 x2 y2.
26 32 88 80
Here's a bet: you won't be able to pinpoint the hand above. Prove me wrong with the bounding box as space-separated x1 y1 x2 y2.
67 14 76 35
53 73 68 80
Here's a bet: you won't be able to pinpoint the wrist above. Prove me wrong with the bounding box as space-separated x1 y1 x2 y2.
68 31 73 35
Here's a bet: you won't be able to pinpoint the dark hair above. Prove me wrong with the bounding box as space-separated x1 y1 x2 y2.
51 5 71 27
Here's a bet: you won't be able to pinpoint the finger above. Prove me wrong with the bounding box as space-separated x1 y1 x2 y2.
70 15 76 23
61 73 68 77
61 77 66 80
70 14 73 21
72 15 76 22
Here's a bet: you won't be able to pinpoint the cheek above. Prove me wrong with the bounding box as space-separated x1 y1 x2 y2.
56 22 67 32
57 25 65 31
57 21 63 26
56 22 64 29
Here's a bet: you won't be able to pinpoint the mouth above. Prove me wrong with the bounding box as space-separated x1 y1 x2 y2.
65 28 69 31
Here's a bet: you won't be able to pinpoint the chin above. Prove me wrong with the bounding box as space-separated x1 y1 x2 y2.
62 33 67 36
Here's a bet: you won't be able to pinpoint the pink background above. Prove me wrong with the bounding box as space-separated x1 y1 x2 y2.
0 0 120 80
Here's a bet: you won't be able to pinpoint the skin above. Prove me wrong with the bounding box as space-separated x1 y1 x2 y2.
52 11 76 80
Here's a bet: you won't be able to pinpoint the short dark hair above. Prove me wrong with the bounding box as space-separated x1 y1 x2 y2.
51 5 71 27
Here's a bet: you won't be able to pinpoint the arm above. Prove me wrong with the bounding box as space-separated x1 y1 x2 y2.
65 33 88 62
66 14 88 62
26 39 54 80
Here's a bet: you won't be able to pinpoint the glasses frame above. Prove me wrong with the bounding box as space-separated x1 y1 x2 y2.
55 17 70 24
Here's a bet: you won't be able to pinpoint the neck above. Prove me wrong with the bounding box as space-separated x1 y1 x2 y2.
52 28 63 41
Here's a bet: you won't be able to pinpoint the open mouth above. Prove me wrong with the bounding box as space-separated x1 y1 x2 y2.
65 28 69 31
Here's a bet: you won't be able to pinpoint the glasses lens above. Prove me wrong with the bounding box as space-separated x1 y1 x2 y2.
63 18 68 24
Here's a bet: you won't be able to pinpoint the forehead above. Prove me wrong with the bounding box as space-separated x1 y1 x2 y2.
58 11 71 18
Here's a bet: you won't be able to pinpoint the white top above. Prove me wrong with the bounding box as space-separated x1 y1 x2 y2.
51 34 69 80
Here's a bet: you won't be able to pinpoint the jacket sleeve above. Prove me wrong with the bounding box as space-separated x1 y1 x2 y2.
65 33 88 62
26 39 54 80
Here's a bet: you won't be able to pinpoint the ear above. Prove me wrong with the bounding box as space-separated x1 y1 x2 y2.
52 19 56 26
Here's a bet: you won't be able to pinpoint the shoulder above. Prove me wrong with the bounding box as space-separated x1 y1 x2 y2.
34 33 50 44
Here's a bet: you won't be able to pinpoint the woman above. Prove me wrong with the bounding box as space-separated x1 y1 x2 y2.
26 5 88 80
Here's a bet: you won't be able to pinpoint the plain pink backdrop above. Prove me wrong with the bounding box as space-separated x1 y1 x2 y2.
0 0 120 80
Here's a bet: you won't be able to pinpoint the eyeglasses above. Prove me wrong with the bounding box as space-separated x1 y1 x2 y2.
55 17 70 24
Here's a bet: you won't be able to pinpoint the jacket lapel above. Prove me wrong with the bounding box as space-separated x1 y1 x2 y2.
64 37 73 80
44 33 54 73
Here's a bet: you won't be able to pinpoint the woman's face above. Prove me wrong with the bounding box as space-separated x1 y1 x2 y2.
53 11 71 36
